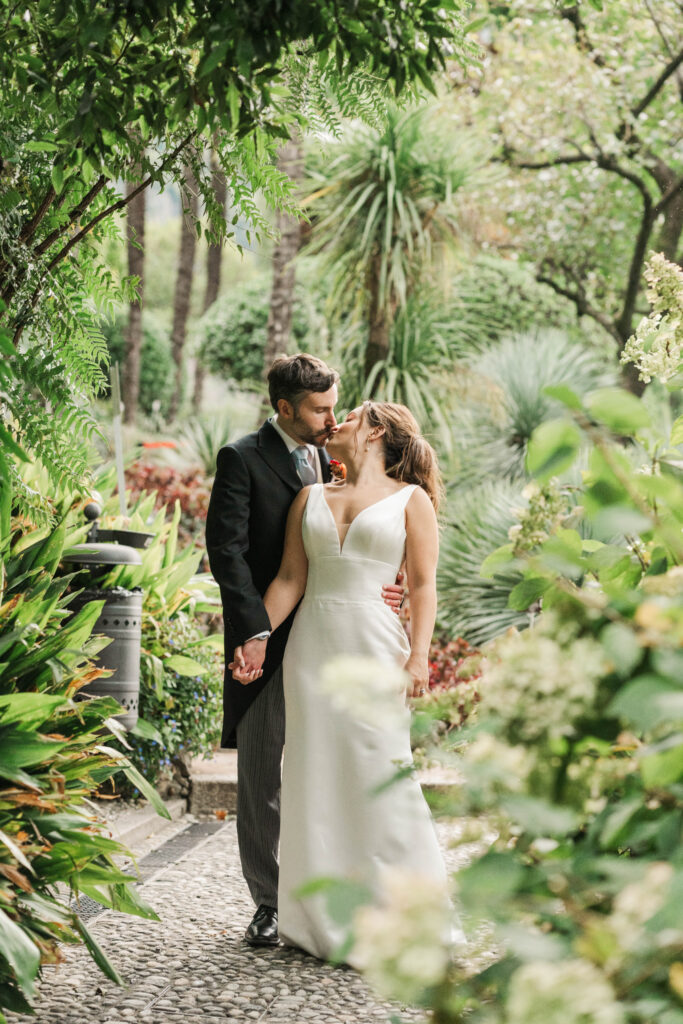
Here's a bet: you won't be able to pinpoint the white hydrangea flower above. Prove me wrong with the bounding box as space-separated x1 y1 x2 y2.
320 655 409 729
621 253 683 384
609 862 674 952
479 615 607 742
462 731 535 791
506 959 624 1024
352 868 453 1003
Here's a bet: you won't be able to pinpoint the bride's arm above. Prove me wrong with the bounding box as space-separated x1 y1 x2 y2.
404 487 439 698
263 487 310 632
232 488 310 684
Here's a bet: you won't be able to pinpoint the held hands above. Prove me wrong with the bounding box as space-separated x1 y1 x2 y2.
229 637 267 685
381 571 405 615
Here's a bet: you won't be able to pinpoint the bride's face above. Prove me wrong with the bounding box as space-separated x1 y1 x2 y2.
326 405 366 458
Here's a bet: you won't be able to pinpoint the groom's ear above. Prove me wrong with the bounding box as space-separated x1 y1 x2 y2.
276 398 294 420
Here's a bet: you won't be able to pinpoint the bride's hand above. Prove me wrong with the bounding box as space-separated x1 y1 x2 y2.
229 640 266 685
405 653 429 699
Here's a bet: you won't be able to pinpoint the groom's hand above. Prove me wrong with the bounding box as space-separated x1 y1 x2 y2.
229 638 267 685
382 571 405 615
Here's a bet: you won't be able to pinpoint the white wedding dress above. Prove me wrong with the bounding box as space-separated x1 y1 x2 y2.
278 482 449 961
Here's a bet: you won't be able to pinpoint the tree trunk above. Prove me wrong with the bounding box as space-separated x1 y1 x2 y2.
259 132 304 418
122 177 145 424
363 253 391 390
169 165 198 421
193 148 226 411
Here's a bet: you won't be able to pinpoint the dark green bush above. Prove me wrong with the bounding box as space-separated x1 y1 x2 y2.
196 275 325 384
100 310 174 417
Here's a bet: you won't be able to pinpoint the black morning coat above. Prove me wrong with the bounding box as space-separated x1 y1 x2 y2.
205 420 331 747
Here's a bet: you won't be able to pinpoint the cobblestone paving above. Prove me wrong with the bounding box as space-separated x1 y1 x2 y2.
9 817 471 1024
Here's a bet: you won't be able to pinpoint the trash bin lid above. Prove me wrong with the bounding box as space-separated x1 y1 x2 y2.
62 543 143 566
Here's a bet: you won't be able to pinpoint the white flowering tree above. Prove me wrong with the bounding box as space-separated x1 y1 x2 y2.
452 0 683 392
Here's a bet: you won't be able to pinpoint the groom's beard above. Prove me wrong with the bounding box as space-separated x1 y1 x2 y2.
292 416 334 448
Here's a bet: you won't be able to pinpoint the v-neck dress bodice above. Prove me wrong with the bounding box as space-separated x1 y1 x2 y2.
278 482 450 963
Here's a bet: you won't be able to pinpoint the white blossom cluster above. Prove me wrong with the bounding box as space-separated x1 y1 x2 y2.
607 862 675 957
320 655 409 729
479 616 608 743
621 253 683 383
505 959 624 1024
352 868 453 1004
462 731 536 792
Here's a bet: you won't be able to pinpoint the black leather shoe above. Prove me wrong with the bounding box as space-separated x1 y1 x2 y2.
244 904 279 947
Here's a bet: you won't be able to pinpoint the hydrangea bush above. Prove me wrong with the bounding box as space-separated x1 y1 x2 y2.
331 258 683 1023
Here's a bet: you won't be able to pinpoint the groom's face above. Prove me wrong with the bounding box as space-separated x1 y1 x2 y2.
279 385 338 447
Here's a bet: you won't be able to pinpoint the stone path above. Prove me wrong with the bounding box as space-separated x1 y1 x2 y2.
8 815 470 1024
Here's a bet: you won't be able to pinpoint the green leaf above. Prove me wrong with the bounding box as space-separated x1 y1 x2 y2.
129 717 162 744
503 794 577 836
600 622 642 678
51 164 64 194
0 730 67 771
508 576 549 611
640 737 683 788
164 654 208 677
671 415 683 447
543 384 582 411
0 693 68 728
526 418 581 482
98 748 171 820
0 907 40 998
0 829 33 873
76 918 122 985
24 140 59 152
480 543 515 579
609 676 683 731
586 388 651 435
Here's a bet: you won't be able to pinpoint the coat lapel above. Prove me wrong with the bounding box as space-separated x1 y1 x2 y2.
256 421 301 493
318 447 332 483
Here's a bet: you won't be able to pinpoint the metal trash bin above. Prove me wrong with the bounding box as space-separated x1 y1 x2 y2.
63 508 148 730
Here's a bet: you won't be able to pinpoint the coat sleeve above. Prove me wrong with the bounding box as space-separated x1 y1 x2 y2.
205 445 271 643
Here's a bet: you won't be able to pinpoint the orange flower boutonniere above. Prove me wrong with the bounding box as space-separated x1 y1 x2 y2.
329 459 347 481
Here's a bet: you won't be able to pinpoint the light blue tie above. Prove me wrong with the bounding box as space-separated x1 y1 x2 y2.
292 445 316 486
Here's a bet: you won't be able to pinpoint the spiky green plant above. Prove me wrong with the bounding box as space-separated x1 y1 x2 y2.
437 478 530 646
451 330 617 486
305 104 481 382
177 412 234 477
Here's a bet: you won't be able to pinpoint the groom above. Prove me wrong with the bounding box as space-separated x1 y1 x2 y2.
206 353 403 948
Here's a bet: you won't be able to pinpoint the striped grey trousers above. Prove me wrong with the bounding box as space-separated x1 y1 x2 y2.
235 668 285 909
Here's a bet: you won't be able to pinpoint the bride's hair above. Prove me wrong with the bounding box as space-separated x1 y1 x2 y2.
363 401 444 512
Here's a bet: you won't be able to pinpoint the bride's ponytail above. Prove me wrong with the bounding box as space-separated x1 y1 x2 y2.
363 402 444 512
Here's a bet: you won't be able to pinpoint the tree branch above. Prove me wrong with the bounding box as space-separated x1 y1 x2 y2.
559 5 608 68
632 46 683 118
33 176 109 257
536 270 621 343
653 173 683 216
45 132 197 274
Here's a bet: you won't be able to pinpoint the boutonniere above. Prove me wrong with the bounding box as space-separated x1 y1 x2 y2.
329 459 347 480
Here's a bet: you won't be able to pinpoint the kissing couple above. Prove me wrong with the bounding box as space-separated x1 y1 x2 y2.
206 353 453 963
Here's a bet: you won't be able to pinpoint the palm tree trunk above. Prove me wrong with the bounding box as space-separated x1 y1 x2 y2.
122 177 145 424
363 252 391 390
259 131 304 418
194 148 226 410
169 165 198 421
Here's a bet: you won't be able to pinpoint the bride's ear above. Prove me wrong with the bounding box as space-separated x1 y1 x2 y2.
368 425 386 442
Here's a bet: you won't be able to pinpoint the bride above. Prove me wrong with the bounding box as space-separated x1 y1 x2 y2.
232 400 450 961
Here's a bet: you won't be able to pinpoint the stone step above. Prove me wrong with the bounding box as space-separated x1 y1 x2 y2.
188 750 460 817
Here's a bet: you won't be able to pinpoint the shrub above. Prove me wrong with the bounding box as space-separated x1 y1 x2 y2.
100 309 174 418
0 485 168 1016
196 275 325 385
92 488 223 792
123 460 211 553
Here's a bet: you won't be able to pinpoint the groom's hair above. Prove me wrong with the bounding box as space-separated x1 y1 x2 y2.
267 354 339 411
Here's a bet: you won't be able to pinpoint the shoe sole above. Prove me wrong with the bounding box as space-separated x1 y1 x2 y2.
244 935 280 948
